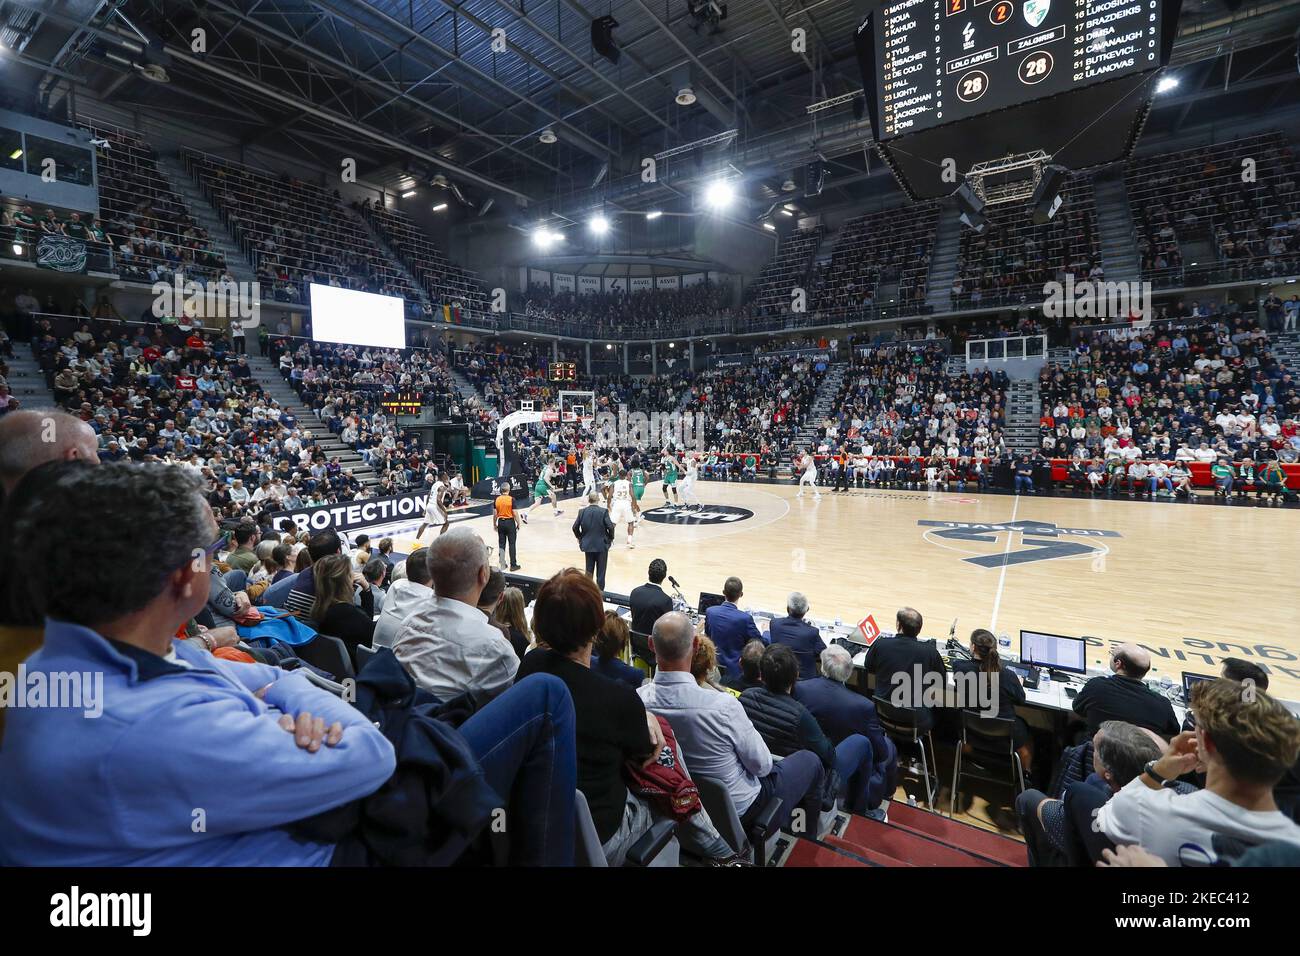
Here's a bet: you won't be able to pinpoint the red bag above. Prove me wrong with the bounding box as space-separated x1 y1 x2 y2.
624 715 702 822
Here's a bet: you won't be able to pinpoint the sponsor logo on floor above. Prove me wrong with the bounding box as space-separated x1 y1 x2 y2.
640 505 754 525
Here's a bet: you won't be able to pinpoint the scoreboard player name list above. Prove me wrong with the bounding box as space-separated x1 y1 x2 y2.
879 0 1158 137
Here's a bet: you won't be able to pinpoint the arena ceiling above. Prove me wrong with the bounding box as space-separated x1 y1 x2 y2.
4 0 1300 223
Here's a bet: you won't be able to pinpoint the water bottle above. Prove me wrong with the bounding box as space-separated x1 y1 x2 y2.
998 633 1011 651
1039 669 1051 690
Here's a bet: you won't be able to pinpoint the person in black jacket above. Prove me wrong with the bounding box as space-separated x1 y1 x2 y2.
742 644 879 815
571 491 614 590
629 558 674 637
1071 643 1180 739
864 607 946 732
309 553 375 665
951 629 1031 772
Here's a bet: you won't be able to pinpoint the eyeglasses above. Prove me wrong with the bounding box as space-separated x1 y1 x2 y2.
200 531 229 558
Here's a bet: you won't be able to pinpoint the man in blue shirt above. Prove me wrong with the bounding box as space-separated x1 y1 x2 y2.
766 591 826 681
705 576 764 679
0 461 577 866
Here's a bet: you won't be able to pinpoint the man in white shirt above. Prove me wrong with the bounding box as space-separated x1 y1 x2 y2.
637 612 825 837
373 547 432 648
1095 678 1300 866
393 530 518 701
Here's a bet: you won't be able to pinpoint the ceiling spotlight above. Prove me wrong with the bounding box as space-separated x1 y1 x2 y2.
433 203 448 212
1155 75 1179 94
401 190 417 198
669 342 676 349
606 343 614 350
8 148 22 161
762 221 776 231
704 179 734 210
645 210 662 220
590 214 609 235
539 128 558 144
676 87 697 106
533 225 554 249
780 207 794 217
781 178 796 192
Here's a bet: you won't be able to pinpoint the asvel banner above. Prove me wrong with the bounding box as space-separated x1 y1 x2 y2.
656 275 680 290
271 491 436 534
553 273 575 292
578 275 601 294
36 235 88 273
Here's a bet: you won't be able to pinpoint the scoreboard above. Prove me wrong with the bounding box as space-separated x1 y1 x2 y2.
875 0 1164 140
381 391 422 415
549 361 578 382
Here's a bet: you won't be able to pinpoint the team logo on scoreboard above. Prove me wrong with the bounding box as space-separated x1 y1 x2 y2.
1022 0 1049 28
918 519 1120 568
641 505 754 526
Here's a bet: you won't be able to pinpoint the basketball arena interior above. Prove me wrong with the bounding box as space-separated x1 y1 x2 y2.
1 0 1300 908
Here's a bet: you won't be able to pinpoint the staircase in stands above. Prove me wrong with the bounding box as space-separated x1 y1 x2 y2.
244 354 379 490
1091 168 1143 286
778 799 1028 868
925 197 962 311
1271 331 1300 370
342 206 437 317
788 360 849 467
152 151 260 288
1002 378 1042 455
6 349 57 410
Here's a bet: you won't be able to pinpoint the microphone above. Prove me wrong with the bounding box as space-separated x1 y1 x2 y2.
668 576 680 588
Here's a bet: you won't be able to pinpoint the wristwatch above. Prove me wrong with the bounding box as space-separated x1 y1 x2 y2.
1143 759 1172 787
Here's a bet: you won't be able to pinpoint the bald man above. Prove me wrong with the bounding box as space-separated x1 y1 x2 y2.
1071 642 1180 738
0 409 100 497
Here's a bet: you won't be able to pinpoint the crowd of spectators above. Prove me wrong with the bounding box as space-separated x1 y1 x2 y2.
1038 314 1300 474
819 341 1008 461
1127 131 1300 284
518 283 734 339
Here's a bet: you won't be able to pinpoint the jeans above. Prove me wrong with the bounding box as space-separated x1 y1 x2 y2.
1014 475 1034 493
458 673 577 866
601 791 732 866
741 749 824 837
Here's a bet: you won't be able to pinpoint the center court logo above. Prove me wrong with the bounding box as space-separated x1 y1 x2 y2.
640 505 754 526
919 519 1120 567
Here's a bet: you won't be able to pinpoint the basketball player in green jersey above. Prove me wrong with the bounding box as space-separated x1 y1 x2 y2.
630 461 648 505
660 451 682 508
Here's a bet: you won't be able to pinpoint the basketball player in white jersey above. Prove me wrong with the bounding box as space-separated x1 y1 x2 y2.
581 449 597 498
796 450 821 498
416 469 451 539
605 467 641 548
679 452 702 509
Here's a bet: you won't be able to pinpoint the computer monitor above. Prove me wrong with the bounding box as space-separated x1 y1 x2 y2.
698 592 726 616
1182 672 1216 701
1019 630 1087 675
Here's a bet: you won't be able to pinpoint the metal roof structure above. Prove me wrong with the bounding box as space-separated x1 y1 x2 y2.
4 0 1300 225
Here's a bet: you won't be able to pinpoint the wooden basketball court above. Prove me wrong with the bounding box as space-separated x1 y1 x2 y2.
394 480 1300 704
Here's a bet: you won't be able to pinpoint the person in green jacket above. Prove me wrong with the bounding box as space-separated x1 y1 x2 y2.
1259 459 1287 503
1211 458 1235 497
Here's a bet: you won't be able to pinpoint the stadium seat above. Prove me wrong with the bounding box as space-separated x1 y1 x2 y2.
694 775 782 866
873 695 940 809
573 789 679 867
951 711 1027 816
294 634 355 682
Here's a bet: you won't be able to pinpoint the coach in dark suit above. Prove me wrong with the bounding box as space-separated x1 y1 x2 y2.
795 645 898 814
767 592 826 681
630 558 674 636
572 491 615 590
863 606 946 733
